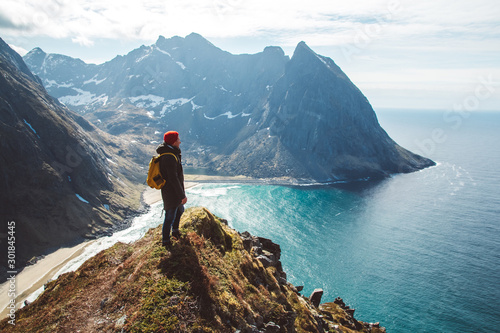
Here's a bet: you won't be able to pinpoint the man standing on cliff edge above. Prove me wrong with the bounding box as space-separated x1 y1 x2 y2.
156 131 187 247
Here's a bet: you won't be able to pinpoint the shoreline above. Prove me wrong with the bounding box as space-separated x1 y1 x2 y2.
143 174 262 205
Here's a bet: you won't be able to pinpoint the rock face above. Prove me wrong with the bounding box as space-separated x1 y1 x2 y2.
24 33 434 182
0 38 142 278
223 42 435 180
0 207 386 333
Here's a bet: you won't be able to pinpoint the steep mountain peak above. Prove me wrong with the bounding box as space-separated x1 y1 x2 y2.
295 40 312 51
23 47 47 72
0 38 39 82
45 52 88 66
184 32 222 54
155 32 217 51
155 35 166 44
288 41 328 74
185 31 207 42
263 45 286 57
292 41 332 68
288 40 349 84
155 34 181 46
292 41 319 59
25 46 46 57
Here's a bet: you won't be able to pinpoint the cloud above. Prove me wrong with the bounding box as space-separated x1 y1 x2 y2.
8 43 28 56
72 35 94 47
0 0 497 110
0 0 498 51
0 12 17 29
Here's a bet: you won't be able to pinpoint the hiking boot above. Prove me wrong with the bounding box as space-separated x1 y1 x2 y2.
162 239 172 248
172 231 181 239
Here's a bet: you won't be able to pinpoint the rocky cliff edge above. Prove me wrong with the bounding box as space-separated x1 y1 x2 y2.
0 207 385 333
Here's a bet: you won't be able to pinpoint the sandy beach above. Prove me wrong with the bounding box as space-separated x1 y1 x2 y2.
0 240 93 320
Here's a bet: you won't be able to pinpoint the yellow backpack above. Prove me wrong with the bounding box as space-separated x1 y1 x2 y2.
146 153 178 189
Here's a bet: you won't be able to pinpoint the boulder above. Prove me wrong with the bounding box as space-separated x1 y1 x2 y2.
310 288 324 307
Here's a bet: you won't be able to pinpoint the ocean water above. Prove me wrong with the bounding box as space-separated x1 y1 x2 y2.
26 110 499 332
184 110 500 333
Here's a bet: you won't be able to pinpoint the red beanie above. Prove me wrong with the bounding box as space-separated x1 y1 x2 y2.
163 131 179 145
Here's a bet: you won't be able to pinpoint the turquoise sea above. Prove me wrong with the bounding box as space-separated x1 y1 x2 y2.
184 110 500 333
26 109 499 332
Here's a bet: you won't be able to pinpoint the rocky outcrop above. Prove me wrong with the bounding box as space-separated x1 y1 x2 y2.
24 33 434 183
0 207 386 332
0 38 143 280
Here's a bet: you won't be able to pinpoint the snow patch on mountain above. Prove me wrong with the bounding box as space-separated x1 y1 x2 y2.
84 76 106 85
129 94 165 108
191 100 202 110
59 89 108 106
44 79 73 88
154 46 171 57
203 111 248 120
159 97 193 117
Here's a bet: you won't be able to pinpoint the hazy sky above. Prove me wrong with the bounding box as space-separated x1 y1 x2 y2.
1 0 499 111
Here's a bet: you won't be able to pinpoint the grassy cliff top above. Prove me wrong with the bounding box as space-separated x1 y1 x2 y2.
1 207 385 333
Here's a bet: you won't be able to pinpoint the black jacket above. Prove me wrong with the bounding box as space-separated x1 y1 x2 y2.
156 143 185 209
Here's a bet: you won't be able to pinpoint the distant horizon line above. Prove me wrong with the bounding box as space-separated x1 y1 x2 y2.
374 107 500 113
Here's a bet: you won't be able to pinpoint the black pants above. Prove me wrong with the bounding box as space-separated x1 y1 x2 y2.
162 204 184 242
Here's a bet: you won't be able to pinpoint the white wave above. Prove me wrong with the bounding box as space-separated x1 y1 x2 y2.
187 185 241 197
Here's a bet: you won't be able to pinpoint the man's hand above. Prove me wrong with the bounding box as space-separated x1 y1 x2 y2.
181 197 188 205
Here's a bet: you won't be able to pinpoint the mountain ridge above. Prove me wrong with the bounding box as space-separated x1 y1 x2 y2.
23 33 435 182
0 38 143 279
